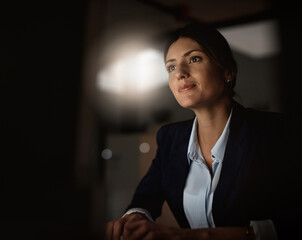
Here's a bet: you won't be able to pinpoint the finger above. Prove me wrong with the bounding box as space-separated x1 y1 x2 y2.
126 213 146 223
124 219 151 240
112 219 126 240
124 219 148 232
105 221 114 240
142 231 157 240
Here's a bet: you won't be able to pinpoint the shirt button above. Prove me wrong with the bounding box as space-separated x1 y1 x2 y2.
212 155 215 158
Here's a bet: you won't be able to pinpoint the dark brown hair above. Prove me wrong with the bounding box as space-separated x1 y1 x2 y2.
164 22 237 98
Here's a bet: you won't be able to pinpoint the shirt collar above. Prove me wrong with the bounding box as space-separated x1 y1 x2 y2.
187 109 233 164
187 118 203 163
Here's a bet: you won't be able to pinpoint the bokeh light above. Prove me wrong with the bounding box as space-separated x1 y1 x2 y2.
139 142 150 153
96 48 168 97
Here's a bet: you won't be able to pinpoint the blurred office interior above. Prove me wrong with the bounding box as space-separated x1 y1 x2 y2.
1 0 301 239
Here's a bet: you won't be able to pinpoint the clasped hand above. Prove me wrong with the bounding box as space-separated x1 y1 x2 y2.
106 213 181 240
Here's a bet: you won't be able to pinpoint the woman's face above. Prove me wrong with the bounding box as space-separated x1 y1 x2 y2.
166 37 229 110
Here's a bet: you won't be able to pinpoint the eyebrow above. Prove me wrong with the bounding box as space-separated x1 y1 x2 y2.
165 49 203 64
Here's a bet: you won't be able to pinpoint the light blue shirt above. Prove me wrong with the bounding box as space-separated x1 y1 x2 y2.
184 110 232 229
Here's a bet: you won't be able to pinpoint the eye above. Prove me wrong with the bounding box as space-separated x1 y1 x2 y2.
167 65 176 73
189 56 201 63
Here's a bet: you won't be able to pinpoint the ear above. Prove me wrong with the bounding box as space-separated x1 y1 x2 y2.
224 70 234 82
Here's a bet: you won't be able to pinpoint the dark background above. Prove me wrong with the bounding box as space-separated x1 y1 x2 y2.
1 0 301 239
1 1 90 239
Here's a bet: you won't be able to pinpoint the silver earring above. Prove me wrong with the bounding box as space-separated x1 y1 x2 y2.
227 79 231 83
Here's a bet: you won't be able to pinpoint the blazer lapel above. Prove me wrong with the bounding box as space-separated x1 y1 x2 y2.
168 120 192 228
212 101 249 226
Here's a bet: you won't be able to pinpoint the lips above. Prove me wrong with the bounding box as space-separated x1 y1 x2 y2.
178 83 196 93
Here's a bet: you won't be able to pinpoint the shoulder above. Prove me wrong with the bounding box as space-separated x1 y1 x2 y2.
230 100 286 145
153 119 194 164
233 100 285 129
245 107 285 131
155 119 194 146
157 119 194 137
246 106 283 120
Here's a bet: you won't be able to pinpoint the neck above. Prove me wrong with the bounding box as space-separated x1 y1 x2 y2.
193 99 231 150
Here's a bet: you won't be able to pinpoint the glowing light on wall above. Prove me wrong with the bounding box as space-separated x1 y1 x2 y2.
96 48 168 96
219 20 280 58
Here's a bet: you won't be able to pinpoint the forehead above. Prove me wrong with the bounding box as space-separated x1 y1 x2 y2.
166 37 202 60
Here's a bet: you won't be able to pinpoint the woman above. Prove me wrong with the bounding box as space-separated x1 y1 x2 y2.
106 23 294 240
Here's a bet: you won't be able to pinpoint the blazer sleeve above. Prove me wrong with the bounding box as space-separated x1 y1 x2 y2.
125 126 166 220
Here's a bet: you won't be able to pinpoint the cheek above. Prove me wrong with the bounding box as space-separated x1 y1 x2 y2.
168 80 180 100
168 77 176 92
205 68 225 88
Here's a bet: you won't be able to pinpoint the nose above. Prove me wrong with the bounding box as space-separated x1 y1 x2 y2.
175 62 190 80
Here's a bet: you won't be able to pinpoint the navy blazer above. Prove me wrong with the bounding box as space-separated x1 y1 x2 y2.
127 100 297 239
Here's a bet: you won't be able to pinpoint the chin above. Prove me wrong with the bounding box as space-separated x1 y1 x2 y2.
178 100 198 109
